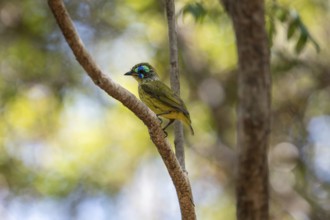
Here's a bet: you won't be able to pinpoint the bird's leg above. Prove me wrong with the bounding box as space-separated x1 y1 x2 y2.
157 116 163 125
156 111 172 126
163 130 168 138
156 111 174 137
162 119 175 134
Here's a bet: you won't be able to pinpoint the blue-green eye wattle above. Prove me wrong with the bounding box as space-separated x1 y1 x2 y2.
142 65 150 72
138 73 144 79
136 65 150 73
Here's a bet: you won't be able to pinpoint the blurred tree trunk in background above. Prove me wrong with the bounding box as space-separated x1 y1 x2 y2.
221 0 271 219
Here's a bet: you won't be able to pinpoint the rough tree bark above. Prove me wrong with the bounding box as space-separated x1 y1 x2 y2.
220 0 271 219
164 0 186 172
48 0 196 219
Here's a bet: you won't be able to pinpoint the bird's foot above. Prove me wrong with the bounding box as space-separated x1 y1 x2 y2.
163 129 168 138
157 117 163 125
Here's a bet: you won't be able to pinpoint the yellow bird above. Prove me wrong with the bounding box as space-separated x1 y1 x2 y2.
125 63 194 135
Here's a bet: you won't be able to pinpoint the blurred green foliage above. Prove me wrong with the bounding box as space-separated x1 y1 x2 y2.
0 0 330 219
268 2 320 53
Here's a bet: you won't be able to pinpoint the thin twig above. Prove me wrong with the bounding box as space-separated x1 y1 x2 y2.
48 0 196 219
164 0 186 172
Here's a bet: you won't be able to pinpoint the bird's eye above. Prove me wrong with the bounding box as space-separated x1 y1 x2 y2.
133 64 151 78
137 66 145 73
136 65 150 73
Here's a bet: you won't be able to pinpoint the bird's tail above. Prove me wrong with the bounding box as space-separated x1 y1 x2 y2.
189 124 195 135
181 115 194 135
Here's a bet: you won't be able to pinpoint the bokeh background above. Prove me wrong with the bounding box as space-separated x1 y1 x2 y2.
0 0 329 219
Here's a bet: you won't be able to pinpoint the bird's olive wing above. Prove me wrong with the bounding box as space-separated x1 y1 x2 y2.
140 81 189 115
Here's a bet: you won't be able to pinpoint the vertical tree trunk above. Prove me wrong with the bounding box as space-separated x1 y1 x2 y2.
164 0 186 171
221 0 271 219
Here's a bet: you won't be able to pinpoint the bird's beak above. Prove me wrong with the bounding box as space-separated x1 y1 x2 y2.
125 71 138 76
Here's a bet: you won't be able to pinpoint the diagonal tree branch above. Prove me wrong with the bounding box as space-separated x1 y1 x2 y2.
164 0 186 171
48 0 195 219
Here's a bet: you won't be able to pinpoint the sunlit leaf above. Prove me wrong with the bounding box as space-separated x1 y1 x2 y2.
182 2 207 22
297 19 321 54
269 3 320 54
287 18 298 40
295 32 308 54
309 37 321 53
275 7 288 22
268 21 275 47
